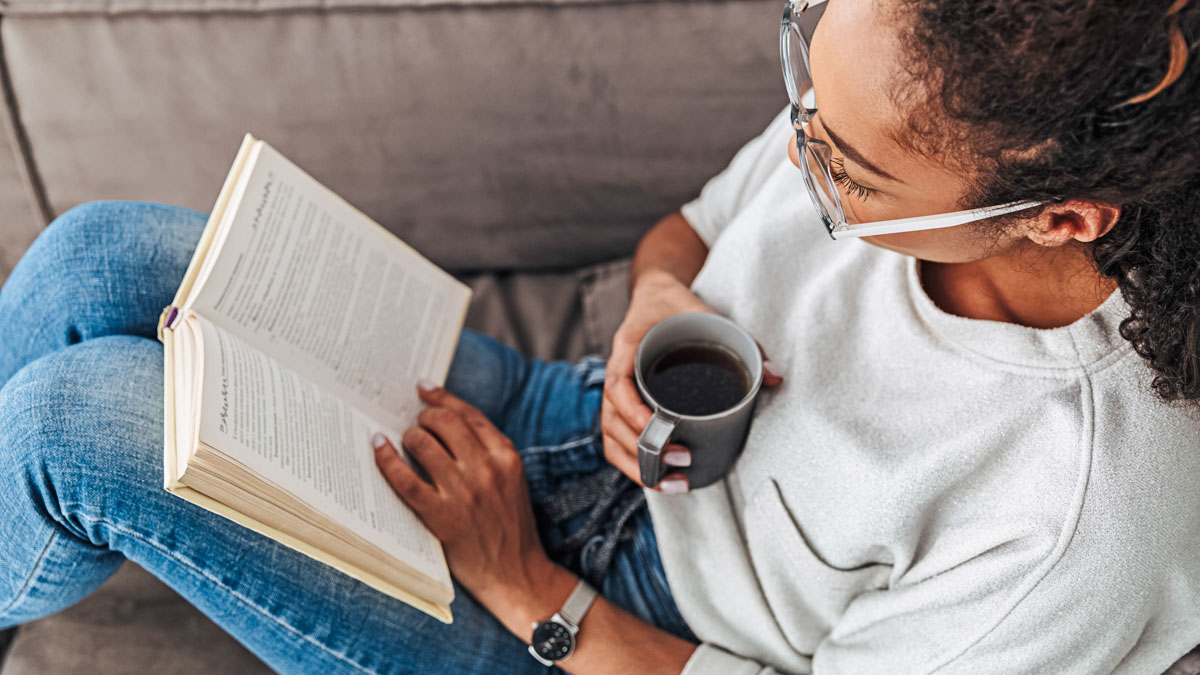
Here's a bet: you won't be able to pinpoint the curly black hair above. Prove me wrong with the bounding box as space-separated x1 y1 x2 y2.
890 0 1200 400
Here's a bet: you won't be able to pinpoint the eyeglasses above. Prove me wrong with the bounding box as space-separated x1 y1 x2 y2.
780 0 1042 240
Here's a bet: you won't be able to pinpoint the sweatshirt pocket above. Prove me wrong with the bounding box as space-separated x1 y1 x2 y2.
744 478 892 656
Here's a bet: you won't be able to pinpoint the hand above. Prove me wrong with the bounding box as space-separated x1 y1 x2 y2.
602 268 785 492
372 382 557 614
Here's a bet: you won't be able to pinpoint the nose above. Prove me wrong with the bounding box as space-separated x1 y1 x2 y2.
786 134 801 169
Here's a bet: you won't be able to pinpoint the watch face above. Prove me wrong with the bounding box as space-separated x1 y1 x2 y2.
531 621 574 661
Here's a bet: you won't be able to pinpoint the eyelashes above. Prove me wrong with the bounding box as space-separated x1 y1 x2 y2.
830 157 877 202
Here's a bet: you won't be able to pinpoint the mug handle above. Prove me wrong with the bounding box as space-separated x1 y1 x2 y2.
637 409 679 487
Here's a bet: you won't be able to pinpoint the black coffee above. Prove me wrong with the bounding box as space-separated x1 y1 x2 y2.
643 342 751 416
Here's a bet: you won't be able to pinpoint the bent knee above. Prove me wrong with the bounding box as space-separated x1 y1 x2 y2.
0 201 209 337
42 200 208 267
0 336 164 491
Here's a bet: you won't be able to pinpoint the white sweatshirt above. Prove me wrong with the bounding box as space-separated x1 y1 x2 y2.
646 105 1200 675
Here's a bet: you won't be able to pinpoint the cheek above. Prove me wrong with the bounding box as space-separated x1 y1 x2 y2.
786 135 801 169
860 227 996 263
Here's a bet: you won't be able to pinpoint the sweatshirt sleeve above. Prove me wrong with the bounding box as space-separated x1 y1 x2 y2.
679 104 794 248
681 643 781 675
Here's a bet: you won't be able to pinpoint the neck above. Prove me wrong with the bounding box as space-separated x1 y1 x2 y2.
920 241 1118 329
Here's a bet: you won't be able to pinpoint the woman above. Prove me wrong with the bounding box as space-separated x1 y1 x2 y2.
2 0 1197 672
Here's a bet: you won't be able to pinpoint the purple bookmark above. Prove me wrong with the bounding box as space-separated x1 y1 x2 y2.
164 306 179 329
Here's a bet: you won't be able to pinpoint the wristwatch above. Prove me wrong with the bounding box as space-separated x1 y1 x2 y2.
528 579 598 665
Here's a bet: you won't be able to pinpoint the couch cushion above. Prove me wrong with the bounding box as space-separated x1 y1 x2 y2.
0 0 692 12
461 268 589 361
0 564 272 675
0 0 781 272
459 257 630 361
0 79 47 287
577 256 631 358
1167 647 1200 675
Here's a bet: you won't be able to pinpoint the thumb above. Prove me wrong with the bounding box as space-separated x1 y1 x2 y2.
756 342 785 388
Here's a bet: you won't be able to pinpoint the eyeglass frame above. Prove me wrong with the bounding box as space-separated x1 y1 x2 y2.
780 0 1044 240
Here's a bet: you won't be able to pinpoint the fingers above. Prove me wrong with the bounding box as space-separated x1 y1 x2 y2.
602 393 691 488
602 398 642 449
762 360 784 387
604 334 651 421
372 433 438 510
601 401 644 484
658 471 690 495
607 405 690 468
604 369 654 431
400 425 462 490
416 382 512 448
602 338 693 487
754 341 785 388
602 345 659 481
662 444 691 467
416 406 484 462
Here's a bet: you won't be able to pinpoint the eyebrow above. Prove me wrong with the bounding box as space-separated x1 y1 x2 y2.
817 114 901 183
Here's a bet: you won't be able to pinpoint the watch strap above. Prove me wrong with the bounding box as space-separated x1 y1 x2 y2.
557 579 598 628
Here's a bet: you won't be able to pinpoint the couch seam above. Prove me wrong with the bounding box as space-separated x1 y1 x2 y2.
0 20 52 228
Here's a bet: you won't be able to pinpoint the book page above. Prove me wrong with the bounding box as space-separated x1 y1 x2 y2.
194 315 449 585
189 141 471 434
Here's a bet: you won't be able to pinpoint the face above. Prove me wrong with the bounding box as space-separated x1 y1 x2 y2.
786 0 1029 262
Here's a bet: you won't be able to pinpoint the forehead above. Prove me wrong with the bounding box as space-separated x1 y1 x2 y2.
807 0 950 179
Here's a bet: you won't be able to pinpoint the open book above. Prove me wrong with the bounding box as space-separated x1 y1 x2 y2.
157 135 472 622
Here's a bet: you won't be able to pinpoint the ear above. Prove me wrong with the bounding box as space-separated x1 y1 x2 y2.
1026 199 1122 246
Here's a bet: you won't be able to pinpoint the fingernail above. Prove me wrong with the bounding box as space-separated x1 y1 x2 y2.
371 432 389 449
663 449 691 467
763 360 784 379
660 477 689 494
417 378 437 392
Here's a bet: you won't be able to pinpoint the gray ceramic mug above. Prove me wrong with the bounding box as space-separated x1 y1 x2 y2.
634 312 763 490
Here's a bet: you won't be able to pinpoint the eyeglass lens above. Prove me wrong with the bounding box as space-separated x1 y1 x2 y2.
806 144 842 212
784 22 813 108
785 1 849 232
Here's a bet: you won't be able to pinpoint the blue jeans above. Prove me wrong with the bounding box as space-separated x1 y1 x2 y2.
0 201 694 673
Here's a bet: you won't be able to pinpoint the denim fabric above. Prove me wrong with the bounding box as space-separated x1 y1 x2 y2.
0 201 694 673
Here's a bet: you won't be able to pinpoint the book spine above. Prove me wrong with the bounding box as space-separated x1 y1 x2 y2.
157 305 179 342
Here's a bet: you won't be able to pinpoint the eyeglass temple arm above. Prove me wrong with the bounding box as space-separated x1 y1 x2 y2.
830 200 1045 239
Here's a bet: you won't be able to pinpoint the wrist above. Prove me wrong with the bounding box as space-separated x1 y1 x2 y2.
482 555 579 641
633 266 682 293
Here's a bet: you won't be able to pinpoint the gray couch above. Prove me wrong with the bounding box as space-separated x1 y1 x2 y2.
0 2 1196 674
